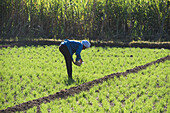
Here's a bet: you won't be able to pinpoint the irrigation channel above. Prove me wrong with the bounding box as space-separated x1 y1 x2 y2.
0 55 170 113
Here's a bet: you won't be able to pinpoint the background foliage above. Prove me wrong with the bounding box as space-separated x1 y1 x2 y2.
0 0 169 41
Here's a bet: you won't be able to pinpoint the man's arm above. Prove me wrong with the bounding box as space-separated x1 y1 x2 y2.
75 45 83 61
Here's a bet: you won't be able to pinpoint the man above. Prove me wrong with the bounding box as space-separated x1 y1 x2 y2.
59 39 91 81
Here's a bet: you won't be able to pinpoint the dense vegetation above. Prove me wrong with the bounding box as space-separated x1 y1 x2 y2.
1 0 169 41
0 45 169 110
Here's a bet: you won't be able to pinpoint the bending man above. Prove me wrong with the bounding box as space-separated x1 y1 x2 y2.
59 39 91 81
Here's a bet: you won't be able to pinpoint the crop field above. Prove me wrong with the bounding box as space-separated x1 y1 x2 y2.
0 45 170 112
25 60 170 113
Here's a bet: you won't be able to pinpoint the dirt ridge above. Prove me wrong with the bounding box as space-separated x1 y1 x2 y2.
0 55 170 113
0 40 170 49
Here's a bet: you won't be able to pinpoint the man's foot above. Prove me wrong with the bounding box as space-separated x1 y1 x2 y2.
68 77 76 83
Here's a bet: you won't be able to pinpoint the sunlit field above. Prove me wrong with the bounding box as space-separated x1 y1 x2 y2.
0 45 169 110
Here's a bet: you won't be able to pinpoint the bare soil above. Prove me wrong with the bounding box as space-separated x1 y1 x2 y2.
0 40 170 49
0 55 169 113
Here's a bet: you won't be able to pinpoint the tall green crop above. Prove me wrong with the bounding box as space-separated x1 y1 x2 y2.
1 0 169 41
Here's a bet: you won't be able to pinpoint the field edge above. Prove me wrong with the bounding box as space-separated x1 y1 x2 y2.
0 40 170 49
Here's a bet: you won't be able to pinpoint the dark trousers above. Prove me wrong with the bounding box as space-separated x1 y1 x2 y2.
59 44 72 79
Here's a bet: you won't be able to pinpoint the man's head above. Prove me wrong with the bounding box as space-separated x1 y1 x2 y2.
81 40 90 50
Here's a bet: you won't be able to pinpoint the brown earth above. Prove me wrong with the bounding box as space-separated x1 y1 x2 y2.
0 55 169 113
0 40 170 49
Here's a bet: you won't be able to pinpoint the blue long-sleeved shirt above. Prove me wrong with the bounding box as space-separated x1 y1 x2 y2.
61 39 83 61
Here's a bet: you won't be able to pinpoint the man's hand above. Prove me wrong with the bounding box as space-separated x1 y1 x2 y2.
79 59 83 63
73 59 83 66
